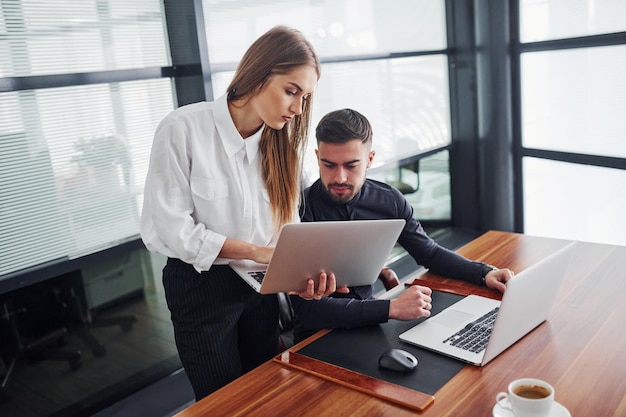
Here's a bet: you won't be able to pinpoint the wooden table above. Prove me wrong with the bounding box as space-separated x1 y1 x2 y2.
175 231 626 417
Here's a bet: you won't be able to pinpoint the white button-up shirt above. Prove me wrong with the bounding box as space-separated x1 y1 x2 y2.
140 93 290 272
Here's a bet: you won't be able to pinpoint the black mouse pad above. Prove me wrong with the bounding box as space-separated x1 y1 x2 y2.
296 290 466 395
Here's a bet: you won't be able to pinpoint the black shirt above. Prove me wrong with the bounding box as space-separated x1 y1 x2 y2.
290 178 491 343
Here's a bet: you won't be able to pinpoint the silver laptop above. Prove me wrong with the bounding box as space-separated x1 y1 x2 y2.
230 219 405 294
399 241 577 366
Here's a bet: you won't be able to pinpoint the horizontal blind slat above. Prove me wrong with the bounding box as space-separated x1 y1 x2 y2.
1 0 174 278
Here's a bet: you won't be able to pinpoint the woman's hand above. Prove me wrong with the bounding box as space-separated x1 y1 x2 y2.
249 245 274 265
219 238 274 264
291 271 350 300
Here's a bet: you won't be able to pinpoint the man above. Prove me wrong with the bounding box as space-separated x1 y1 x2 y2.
290 108 513 344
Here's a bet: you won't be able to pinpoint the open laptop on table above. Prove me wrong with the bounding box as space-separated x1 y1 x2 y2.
399 240 577 366
230 219 405 294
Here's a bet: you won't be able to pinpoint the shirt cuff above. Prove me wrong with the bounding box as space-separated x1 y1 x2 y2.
480 264 498 286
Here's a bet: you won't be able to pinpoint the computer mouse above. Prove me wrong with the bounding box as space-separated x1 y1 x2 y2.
378 348 418 373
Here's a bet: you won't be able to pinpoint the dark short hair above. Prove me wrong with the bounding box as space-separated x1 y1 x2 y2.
315 108 372 146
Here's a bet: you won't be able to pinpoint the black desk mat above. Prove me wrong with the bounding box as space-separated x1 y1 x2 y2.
297 290 466 395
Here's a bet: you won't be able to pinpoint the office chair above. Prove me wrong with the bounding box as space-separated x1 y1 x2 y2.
277 292 295 351
0 296 82 402
386 160 420 195
58 272 138 357
73 299 138 357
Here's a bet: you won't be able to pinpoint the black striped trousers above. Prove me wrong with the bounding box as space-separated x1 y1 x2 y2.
162 258 279 401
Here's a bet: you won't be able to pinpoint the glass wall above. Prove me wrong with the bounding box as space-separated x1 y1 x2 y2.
1 2 453 415
518 0 626 246
371 150 451 221
0 0 175 277
520 0 626 41
523 158 626 245
0 2 180 416
521 46 626 158
203 0 452 220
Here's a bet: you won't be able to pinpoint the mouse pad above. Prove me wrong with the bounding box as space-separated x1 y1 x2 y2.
294 291 466 395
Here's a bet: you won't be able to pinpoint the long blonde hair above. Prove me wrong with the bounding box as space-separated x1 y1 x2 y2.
227 26 321 229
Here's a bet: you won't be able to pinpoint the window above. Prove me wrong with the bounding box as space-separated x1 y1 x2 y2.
0 3 181 415
520 0 626 42
372 151 451 221
521 46 626 158
517 0 626 246
0 1 174 276
523 158 626 245
203 0 451 219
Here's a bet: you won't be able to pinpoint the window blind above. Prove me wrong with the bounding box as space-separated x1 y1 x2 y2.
0 0 175 278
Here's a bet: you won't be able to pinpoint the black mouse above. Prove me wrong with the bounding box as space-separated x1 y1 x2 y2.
378 348 418 373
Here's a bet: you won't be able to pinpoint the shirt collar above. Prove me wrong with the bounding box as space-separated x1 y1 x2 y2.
214 93 263 163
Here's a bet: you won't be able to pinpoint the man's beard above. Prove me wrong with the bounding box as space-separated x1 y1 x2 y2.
323 182 355 204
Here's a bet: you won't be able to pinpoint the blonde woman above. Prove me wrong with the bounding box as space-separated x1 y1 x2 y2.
141 26 344 400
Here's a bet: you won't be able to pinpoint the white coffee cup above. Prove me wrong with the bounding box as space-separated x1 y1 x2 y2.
495 378 554 417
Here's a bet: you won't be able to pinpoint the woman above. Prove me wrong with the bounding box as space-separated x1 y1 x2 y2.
140 26 343 400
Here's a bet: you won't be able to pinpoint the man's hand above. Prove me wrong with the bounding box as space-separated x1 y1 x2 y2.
484 268 515 293
379 267 400 291
290 272 350 300
388 285 433 320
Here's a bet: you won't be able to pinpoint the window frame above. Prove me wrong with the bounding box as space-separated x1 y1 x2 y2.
0 0 204 292
509 1 626 232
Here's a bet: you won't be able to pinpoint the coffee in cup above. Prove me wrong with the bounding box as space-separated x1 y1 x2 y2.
513 384 552 399
495 378 554 417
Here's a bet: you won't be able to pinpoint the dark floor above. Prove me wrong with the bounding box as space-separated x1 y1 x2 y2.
0 284 192 417
92 368 194 417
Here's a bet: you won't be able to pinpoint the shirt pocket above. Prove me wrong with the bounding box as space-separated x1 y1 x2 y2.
190 176 230 226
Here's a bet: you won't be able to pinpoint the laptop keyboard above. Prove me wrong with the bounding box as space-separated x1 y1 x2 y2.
442 307 500 353
248 271 265 284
